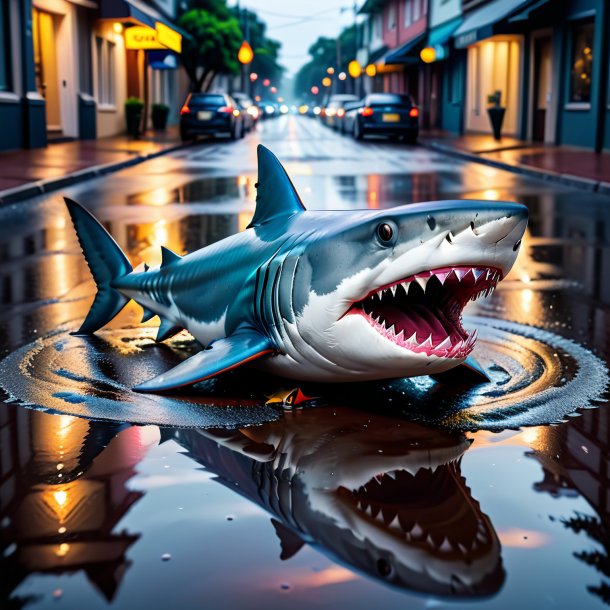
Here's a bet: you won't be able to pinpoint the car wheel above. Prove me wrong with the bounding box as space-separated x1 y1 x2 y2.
180 128 191 143
230 125 238 140
404 134 418 145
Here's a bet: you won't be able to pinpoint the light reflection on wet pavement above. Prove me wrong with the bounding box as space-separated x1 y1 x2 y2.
2 117 610 609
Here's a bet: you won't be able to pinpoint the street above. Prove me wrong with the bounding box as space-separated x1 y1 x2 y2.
2 116 610 609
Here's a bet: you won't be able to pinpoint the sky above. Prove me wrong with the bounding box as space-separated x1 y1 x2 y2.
229 1 359 77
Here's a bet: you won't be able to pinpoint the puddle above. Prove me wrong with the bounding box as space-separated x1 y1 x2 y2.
0 316 605 430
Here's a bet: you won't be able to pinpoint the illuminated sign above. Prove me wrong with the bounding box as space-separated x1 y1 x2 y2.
156 22 182 54
125 24 182 54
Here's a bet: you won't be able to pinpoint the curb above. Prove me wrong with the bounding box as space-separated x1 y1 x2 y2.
421 141 605 194
0 140 192 206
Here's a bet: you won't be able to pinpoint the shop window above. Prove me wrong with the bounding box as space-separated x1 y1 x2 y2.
404 0 411 27
0 2 12 92
388 4 396 30
96 36 116 106
568 18 594 104
374 14 382 39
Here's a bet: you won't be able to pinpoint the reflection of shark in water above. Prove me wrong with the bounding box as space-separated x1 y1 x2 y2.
175 408 504 597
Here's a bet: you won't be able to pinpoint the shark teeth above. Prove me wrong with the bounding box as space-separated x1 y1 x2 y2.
356 265 502 359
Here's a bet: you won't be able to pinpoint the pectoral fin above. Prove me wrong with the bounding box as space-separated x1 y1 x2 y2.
133 329 273 393
430 355 490 385
271 519 305 560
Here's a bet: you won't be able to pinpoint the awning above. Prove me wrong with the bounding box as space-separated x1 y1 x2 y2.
99 0 188 41
427 16 463 48
368 45 389 64
509 0 551 22
383 33 426 65
453 0 534 48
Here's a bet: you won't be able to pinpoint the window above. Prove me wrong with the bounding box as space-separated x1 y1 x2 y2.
413 0 421 22
374 14 382 39
404 0 412 26
96 36 116 105
569 18 594 104
387 3 396 30
0 2 12 92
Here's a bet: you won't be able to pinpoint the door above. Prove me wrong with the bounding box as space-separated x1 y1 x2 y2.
532 36 551 142
32 8 62 133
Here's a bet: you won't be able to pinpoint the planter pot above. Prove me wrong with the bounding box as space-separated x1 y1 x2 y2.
487 106 506 141
152 106 169 130
125 107 144 137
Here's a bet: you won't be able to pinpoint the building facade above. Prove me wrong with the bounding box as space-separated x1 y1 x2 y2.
359 0 610 151
0 0 184 153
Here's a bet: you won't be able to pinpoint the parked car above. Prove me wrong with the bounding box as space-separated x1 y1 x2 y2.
343 93 419 143
179 92 245 142
231 92 260 131
323 94 360 130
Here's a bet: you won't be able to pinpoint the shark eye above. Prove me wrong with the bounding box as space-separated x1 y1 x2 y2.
377 558 393 578
376 223 394 244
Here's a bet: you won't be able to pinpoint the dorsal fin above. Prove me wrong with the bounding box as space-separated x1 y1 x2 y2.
160 246 181 267
247 145 306 229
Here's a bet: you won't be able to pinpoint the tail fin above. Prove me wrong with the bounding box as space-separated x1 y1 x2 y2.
64 197 132 334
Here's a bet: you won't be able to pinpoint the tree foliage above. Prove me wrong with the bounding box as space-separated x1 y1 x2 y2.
178 0 284 92
232 8 284 85
293 25 358 100
179 0 242 91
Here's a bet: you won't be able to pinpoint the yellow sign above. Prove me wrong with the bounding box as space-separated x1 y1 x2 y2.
125 24 182 54
156 22 182 54
125 26 165 50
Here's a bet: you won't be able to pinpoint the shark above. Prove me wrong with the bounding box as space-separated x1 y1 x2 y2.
65 144 528 392
175 407 504 597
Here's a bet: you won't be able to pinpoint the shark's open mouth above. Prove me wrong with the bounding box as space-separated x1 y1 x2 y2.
350 266 501 358
337 464 492 557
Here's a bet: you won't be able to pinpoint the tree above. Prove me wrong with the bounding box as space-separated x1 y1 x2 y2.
232 8 284 85
179 1 243 92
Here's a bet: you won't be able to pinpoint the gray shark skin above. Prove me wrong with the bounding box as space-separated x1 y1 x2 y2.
174 407 505 597
65 144 528 392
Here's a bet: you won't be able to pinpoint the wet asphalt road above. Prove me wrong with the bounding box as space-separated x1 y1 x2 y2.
2 116 610 609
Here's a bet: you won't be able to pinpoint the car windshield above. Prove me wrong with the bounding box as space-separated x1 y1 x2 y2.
367 94 413 105
190 94 226 105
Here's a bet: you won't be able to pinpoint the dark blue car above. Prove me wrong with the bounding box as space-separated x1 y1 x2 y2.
180 92 245 141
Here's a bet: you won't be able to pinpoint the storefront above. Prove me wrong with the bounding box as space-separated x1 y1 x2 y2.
453 0 531 137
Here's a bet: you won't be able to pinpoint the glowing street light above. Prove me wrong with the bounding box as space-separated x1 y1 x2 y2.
348 60 362 78
249 72 258 81
420 47 436 63
327 67 335 75
263 78 270 87
238 40 254 65
338 71 347 81
365 63 376 77
322 77 332 87
311 85 319 95
270 86 277 93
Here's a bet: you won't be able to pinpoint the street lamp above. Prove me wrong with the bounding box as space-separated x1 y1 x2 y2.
263 79 270 87
270 86 277 94
327 67 335 75
365 64 376 77
322 77 332 87
311 86 319 95
338 72 347 81
348 60 362 78
249 72 258 81
238 40 254 65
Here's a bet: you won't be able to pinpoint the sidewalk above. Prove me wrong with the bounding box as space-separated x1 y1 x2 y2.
420 132 610 194
0 126 189 205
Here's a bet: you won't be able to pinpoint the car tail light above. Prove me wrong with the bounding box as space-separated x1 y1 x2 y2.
180 105 190 115
409 107 419 118
320 108 326 117
361 107 374 117
337 108 345 118
218 105 234 114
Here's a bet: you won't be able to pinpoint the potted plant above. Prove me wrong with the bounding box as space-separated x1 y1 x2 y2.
125 96 144 137
152 103 170 130
486 90 505 141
